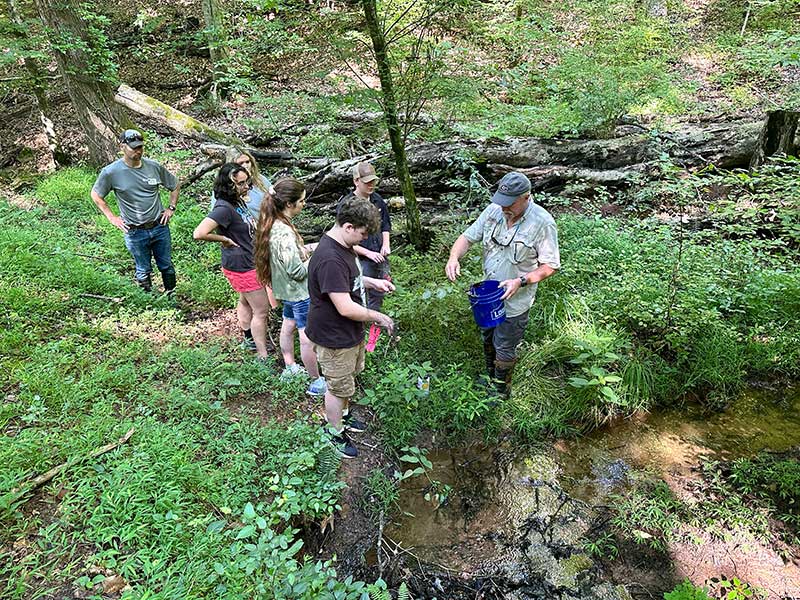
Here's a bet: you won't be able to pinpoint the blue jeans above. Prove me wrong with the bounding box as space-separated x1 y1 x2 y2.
123 224 175 286
359 257 390 311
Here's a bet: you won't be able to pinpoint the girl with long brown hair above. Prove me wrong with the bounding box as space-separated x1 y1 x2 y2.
254 179 325 395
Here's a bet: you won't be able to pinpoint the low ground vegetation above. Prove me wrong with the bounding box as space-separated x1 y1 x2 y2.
2 147 799 596
604 453 800 599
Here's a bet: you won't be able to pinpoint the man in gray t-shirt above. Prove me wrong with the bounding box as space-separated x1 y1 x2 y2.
446 172 560 397
91 129 180 293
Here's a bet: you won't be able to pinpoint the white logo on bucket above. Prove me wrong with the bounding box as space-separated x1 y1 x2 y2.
491 307 506 321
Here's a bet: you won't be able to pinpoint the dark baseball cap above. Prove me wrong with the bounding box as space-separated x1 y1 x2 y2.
119 129 144 148
491 172 531 207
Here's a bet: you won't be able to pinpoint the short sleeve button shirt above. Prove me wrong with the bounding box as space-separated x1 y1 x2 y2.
463 201 560 317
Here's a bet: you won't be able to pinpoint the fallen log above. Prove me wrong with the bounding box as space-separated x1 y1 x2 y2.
199 143 338 172
749 110 799 168
299 118 763 202
494 164 651 191
189 118 767 201
114 84 243 146
181 157 224 187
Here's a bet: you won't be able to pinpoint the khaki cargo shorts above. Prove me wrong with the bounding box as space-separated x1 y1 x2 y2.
314 341 365 399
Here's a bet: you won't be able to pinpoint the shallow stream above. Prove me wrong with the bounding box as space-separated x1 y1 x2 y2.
384 386 800 594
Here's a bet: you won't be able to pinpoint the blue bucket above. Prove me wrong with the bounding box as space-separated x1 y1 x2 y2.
467 280 506 328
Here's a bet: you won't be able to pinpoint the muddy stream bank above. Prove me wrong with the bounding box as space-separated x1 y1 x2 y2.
376 386 800 599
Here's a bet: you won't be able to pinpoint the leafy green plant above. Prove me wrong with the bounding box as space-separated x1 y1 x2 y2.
361 469 400 522
708 575 767 600
361 363 431 449
567 339 626 408
204 503 381 599
664 580 713 600
729 454 800 505
397 446 451 509
369 581 409 600
611 479 685 551
582 533 619 560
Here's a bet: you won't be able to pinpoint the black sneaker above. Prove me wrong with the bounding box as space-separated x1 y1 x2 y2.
328 432 358 459
343 413 367 433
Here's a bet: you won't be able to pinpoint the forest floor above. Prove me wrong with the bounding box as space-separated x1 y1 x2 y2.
2 2 800 599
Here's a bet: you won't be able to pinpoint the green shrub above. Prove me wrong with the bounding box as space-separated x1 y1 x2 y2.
664 580 713 600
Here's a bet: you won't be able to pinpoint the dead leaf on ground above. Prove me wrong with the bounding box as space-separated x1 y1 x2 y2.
102 574 127 595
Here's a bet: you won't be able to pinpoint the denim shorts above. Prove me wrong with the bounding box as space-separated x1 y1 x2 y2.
282 297 310 329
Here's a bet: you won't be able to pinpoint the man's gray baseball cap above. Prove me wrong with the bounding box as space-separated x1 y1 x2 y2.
491 172 531 207
119 129 144 149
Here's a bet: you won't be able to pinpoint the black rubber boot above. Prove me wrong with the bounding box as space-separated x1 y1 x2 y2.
493 358 517 399
483 342 497 381
161 271 176 295
137 274 152 292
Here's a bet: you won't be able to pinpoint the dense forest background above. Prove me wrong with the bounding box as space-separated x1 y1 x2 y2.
2 2 800 600
2 0 799 171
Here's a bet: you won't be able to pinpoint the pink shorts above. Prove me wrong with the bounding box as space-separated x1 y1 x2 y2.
222 268 263 293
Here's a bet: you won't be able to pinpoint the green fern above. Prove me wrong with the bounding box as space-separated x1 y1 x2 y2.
316 443 341 478
368 583 411 600
369 589 390 600
398 582 412 600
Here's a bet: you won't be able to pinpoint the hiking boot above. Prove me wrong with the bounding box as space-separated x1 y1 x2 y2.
343 413 367 433
241 338 258 352
137 274 152 292
494 359 517 400
328 431 358 459
306 376 327 396
280 363 307 381
161 271 176 295
483 342 496 381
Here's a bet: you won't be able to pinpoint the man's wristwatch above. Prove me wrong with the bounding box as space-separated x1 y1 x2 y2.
519 275 528 287
168 204 177 211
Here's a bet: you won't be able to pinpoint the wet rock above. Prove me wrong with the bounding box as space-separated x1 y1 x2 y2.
557 553 593 588
492 548 534 587
524 541 563 587
592 458 630 489
583 582 632 600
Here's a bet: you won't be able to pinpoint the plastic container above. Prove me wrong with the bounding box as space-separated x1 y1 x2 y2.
467 280 506 328
416 376 430 396
365 323 381 352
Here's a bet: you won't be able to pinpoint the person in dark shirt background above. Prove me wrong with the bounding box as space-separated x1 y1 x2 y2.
338 162 392 311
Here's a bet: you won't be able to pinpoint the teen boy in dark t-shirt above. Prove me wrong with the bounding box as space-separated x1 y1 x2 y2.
306 197 395 458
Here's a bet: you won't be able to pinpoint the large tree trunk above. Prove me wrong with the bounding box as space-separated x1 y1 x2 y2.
749 110 799 169
362 0 423 248
7 0 64 169
33 0 130 166
201 0 230 100
113 84 243 146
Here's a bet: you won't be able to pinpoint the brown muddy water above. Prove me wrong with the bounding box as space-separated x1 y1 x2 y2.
384 386 800 574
